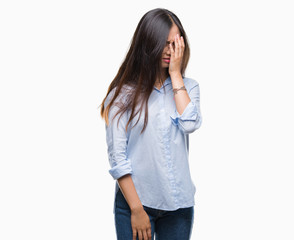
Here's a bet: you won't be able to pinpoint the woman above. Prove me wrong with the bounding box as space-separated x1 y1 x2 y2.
100 8 202 240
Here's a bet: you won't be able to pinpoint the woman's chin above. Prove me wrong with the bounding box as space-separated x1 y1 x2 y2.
161 63 170 68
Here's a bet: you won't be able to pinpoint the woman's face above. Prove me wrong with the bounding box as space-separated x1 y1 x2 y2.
161 24 181 68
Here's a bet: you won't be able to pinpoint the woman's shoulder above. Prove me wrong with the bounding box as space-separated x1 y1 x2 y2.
104 84 134 108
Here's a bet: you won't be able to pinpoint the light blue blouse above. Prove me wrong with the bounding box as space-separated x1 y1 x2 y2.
104 76 202 212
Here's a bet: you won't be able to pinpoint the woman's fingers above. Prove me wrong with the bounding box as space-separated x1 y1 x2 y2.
169 42 175 55
180 35 185 57
177 34 182 57
132 228 137 240
143 230 149 240
137 230 143 240
133 228 151 240
147 227 152 239
181 35 185 48
173 34 184 58
174 34 179 57
178 34 185 57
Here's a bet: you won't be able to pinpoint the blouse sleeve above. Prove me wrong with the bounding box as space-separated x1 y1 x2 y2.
169 81 202 134
105 92 132 180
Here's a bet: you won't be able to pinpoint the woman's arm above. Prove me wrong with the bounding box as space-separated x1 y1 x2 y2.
105 91 151 239
117 174 144 212
169 34 191 115
170 72 191 115
117 174 152 240
168 34 202 134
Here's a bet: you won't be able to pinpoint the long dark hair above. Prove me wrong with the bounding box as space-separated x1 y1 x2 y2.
99 8 190 134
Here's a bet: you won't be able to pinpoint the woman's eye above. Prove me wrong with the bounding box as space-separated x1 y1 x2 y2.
166 42 175 48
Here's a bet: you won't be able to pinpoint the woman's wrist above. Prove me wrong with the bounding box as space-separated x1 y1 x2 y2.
117 174 144 214
131 204 144 213
169 71 182 79
170 72 184 89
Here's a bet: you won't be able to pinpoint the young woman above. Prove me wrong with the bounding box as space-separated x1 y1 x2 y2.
100 8 202 240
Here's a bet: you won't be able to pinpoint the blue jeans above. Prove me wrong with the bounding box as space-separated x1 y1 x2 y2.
114 188 194 240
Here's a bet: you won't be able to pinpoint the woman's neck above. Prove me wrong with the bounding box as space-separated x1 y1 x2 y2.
154 70 169 88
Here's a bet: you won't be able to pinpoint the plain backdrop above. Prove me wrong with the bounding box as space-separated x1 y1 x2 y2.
1 0 294 239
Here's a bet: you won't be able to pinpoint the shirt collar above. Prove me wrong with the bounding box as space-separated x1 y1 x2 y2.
164 76 172 86
153 76 172 91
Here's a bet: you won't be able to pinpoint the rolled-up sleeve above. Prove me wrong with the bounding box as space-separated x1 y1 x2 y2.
170 81 202 134
105 98 132 180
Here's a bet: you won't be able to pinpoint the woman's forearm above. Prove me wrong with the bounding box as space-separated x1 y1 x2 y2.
170 72 191 115
117 174 143 212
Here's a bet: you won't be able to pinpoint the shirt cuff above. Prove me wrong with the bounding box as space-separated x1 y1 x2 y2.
170 101 198 125
109 158 133 180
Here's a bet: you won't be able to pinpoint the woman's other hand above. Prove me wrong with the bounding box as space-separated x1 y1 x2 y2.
131 207 152 240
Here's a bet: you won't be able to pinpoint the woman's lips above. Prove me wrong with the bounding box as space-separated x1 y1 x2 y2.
163 58 170 63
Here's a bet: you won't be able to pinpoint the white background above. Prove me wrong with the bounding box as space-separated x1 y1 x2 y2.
1 0 293 239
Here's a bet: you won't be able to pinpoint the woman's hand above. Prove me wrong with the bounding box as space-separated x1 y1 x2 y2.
131 207 152 240
168 33 185 76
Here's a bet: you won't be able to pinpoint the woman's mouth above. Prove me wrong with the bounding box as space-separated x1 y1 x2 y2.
163 58 170 63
